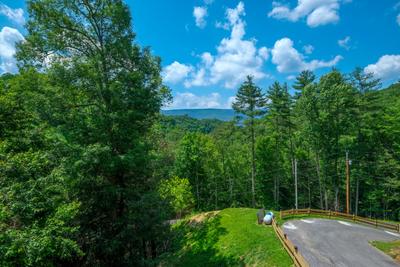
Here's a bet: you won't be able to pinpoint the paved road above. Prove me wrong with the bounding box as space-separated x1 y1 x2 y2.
282 218 400 267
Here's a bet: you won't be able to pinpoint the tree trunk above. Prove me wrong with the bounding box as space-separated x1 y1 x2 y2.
355 177 359 216
196 164 200 209
250 117 256 208
215 175 218 210
315 153 324 209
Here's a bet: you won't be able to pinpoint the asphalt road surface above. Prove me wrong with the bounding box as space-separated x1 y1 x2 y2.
282 218 400 267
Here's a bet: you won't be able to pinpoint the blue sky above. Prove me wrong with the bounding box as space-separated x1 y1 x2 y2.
1 1 400 109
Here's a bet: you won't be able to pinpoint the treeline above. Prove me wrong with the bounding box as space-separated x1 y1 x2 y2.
157 71 400 222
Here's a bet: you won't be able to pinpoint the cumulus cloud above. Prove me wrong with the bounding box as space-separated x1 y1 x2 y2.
0 3 25 25
193 6 208 28
0 26 24 74
271 37 342 73
168 92 234 109
397 14 400 26
162 61 193 83
164 2 269 89
364 55 400 82
338 36 351 50
268 0 342 27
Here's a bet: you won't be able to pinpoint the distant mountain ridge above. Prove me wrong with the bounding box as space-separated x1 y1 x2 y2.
161 83 400 122
161 109 235 121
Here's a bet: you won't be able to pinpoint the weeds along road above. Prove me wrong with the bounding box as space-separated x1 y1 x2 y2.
282 218 400 267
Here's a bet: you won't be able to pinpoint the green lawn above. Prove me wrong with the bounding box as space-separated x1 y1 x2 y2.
371 240 400 263
159 208 293 267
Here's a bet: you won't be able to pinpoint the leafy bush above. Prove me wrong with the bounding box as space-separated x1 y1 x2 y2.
159 176 194 218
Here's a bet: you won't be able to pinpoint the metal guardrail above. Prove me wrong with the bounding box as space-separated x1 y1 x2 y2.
271 208 400 267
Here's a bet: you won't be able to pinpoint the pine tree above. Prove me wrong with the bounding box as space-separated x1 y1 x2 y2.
266 81 295 208
232 76 266 207
293 70 316 98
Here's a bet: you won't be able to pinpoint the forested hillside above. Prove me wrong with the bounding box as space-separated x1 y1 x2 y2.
0 0 399 266
162 109 235 121
157 72 400 221
154 72 400 220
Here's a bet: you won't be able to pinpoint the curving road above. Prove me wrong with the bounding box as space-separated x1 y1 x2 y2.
282 218 400 267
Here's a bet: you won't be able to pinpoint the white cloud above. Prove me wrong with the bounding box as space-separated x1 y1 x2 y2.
268 0 342 27
168 92 234 109
364 55 400 82
338 36 351 50
193 6 208 28
201 52 214 67
162 61 193 83
215 21 229 30
397 14 400 26
258 47 270 60
0 4 25 25
0 26 24 74
172 2 269 89
271 37 342 73
303 44 314 54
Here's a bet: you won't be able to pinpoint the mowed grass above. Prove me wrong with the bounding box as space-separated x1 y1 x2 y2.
159 208 292 267
371 240 400 263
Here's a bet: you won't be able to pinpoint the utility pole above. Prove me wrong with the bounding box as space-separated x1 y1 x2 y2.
295 158 298 210
346 151 350 214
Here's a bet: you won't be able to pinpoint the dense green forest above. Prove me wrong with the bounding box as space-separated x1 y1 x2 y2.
160 76 400 220
0 0 399 266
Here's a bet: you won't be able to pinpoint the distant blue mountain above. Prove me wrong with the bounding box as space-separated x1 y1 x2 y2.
161 109 235 121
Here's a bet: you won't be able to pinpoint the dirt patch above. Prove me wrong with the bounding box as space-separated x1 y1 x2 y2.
188 211 220 225
389 247 400 263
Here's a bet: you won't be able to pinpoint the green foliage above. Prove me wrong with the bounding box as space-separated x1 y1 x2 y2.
293 70 315 98
159 176 194 218
232 75 267 119
232 76 267 207
4 0 170 265
175 133 220 210
0 72 82 266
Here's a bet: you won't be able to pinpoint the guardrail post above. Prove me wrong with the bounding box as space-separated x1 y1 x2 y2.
398 224 399 233
308 207 310 215
352 214 355 221
294 246 298 253
292 208 294 215
280 210 282 220
375 218 378 228
329 210 331 219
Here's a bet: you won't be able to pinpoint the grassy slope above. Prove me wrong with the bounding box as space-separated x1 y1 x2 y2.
371 240 400 263
159 208 292 267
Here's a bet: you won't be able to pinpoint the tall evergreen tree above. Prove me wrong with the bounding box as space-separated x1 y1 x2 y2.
350 67 381 215
293 70 316 98
266 82 295 208
232 76 266 207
